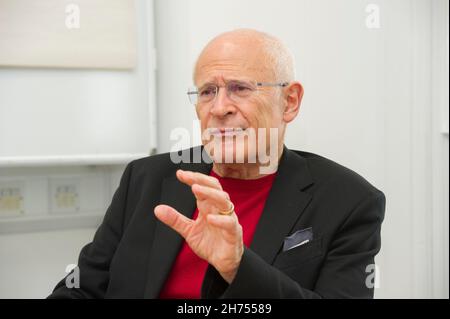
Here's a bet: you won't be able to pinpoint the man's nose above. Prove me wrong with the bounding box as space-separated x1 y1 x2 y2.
209 86 235 117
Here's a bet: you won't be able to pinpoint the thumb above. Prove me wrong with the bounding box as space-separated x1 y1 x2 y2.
154 204 192 239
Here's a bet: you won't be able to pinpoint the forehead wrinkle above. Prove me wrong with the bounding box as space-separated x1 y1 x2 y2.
195 43 271 83
196 59 271 87
194 29 295 85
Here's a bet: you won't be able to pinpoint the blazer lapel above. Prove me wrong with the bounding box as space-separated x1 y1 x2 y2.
143 146 313 297
250 147 314 265
144 154 212 298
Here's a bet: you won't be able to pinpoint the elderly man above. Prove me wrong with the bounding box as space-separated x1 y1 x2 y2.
49 29 385 299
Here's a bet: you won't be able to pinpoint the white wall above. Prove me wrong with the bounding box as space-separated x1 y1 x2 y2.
0 227 96 298
0 0 155 298
154 0 449 298
0 2 156 158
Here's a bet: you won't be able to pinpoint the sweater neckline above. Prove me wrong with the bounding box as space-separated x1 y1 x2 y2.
210 169 277 190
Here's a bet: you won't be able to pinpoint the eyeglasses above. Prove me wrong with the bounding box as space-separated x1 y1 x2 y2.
187 80 289 105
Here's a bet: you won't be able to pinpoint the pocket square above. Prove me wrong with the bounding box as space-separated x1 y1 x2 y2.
283 227 313 252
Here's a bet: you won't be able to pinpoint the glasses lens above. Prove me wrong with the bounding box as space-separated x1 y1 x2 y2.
198 85 217 104
189 81 259 105
227 81 255 99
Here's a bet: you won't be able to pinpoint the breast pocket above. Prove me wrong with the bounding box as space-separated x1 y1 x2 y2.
273 237 323 269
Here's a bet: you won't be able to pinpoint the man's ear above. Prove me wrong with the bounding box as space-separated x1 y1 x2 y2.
283 82 304 123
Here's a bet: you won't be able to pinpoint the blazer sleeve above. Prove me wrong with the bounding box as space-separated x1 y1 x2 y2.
47 162 133 299
201 191 386 299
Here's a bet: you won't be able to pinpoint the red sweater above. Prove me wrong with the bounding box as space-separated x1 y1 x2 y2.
159 170 276 299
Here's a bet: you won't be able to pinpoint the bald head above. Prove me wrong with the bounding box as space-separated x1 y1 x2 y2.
194 29 296 84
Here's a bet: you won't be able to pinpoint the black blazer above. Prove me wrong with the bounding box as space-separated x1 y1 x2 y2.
48 146 385 299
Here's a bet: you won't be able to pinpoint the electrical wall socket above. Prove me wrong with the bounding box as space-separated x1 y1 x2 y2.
49 178 80 214
0 181 25 218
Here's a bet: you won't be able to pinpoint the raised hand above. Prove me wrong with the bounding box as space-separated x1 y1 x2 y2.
154 169 243 283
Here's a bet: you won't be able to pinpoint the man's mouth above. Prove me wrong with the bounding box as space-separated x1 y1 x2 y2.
206 127 248 137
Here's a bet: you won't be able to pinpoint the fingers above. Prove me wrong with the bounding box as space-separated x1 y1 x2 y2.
177 169 221 190
191 184 231 212
177 169 234 220
154 204 192 239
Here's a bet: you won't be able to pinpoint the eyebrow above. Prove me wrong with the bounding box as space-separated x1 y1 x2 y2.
197 77 254 88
